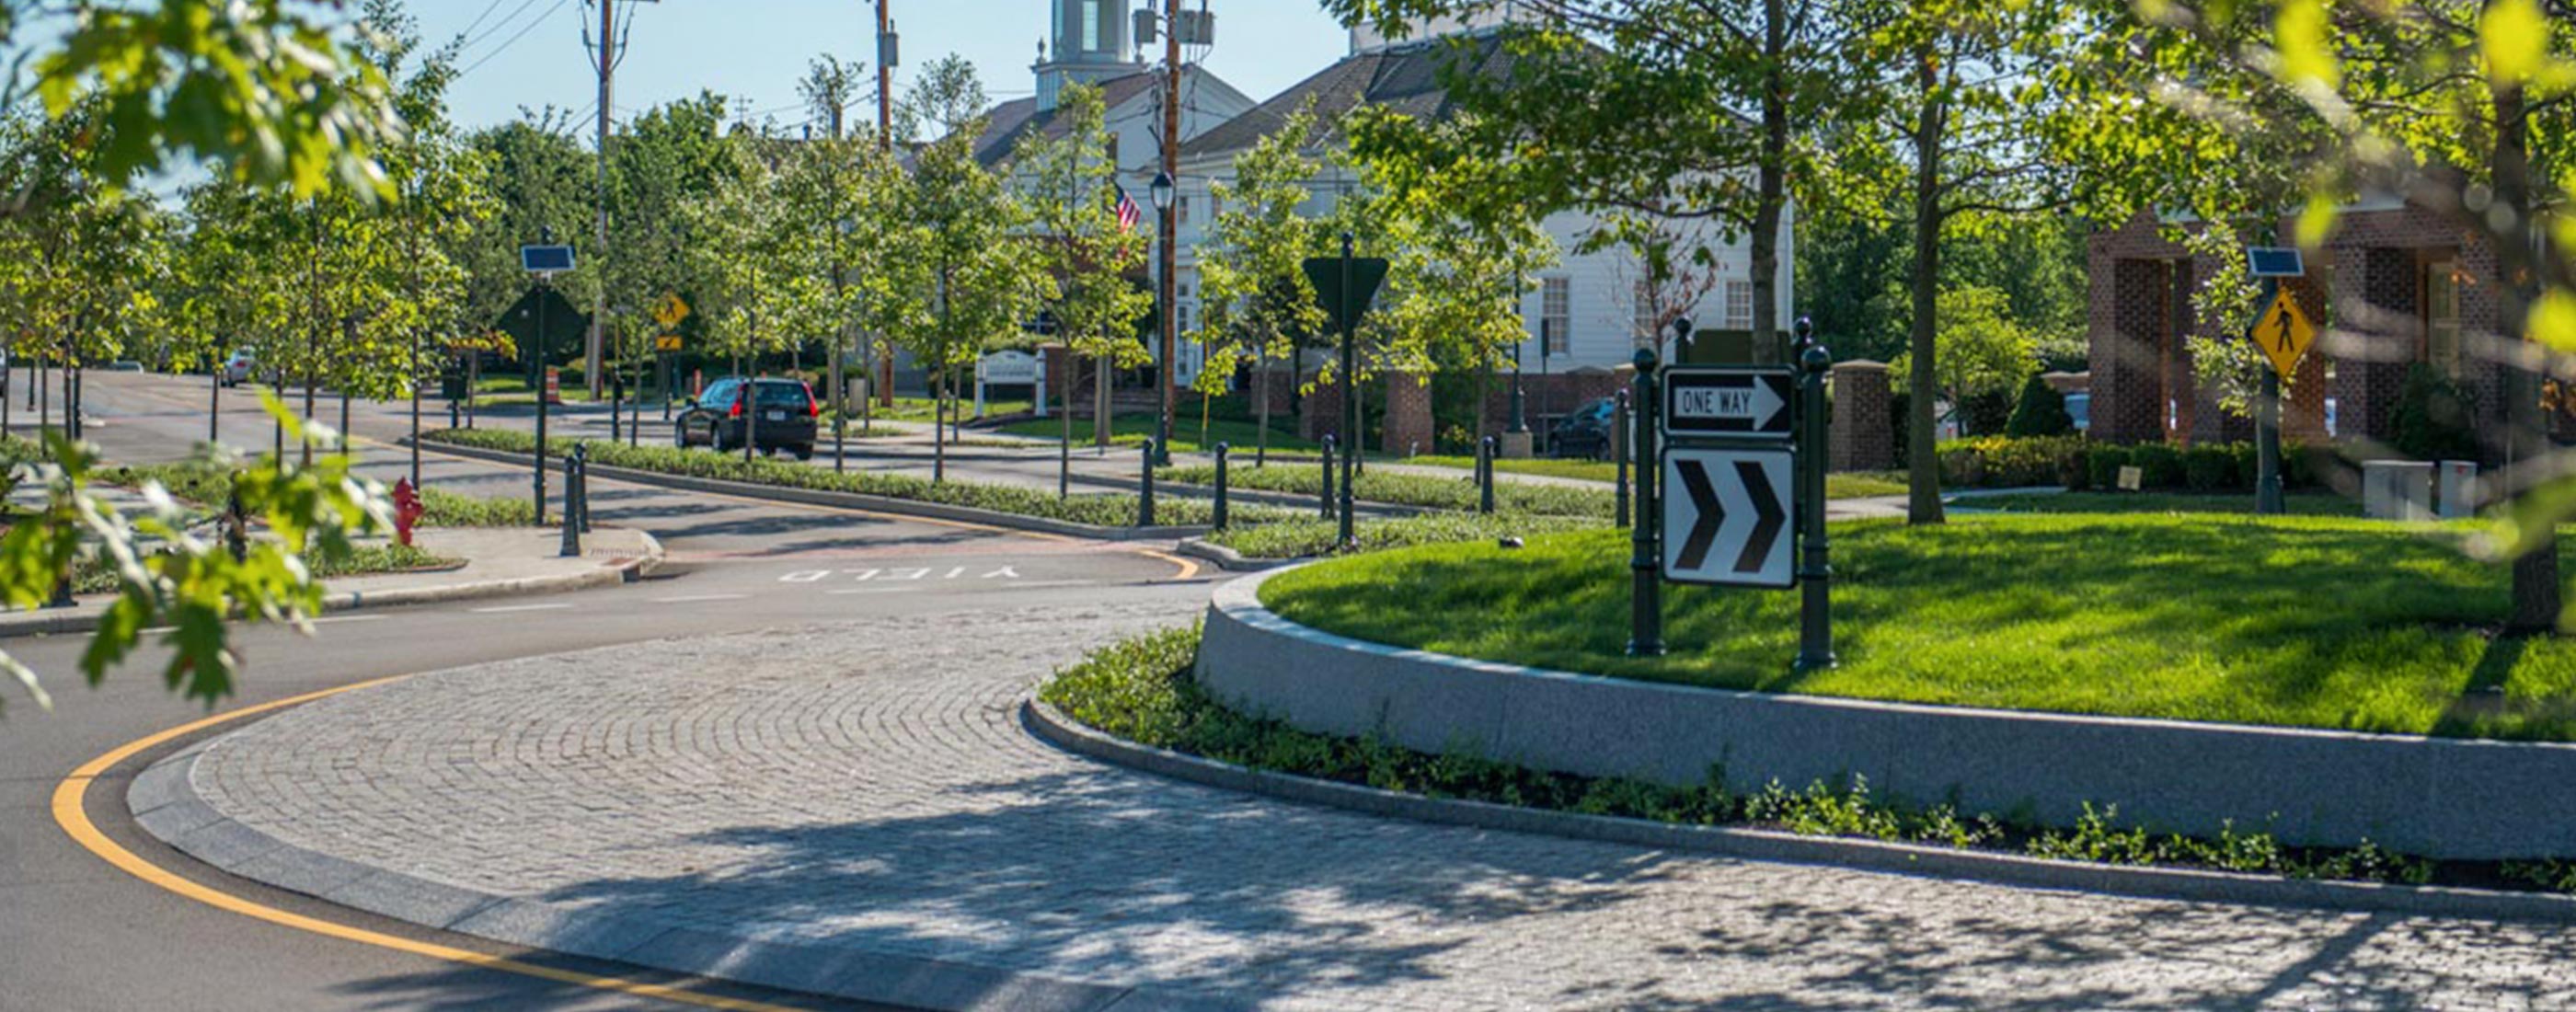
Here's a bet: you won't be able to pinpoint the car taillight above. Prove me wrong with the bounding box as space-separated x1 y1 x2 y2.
806 385 821 418
730 399 743 419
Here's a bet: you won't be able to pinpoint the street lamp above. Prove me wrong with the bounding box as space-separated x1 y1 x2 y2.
1149 170 1176 465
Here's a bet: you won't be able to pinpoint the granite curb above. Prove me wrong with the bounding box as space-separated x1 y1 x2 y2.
0 530 661 640
1172 537 1302 573
126 714 1255 1012
413 438 1210 543
1017 696 2576 926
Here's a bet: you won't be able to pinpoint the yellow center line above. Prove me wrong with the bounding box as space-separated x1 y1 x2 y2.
52 677 813 1012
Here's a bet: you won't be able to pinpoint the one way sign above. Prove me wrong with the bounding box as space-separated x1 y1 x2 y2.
1664 366 1795 439
1662 446 1796 588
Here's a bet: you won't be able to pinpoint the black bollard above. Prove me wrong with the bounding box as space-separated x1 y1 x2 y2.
1138 439 1157 528
225 488 248 563
1627 348 1663 657
572 443 592 534
1319 435 1337 519
1614 389 1631 528
1479 435 1498 514
559 451 582 558
1213 442 1231 532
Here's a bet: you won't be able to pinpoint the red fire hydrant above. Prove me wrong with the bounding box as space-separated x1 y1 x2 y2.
391 478 425 547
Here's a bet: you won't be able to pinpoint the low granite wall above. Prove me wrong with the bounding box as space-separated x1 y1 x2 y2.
1196 567 2576 860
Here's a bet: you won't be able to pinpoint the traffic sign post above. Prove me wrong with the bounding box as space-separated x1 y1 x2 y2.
1628 318 1836 670
1303 236 1390 551
2245 249 2313 517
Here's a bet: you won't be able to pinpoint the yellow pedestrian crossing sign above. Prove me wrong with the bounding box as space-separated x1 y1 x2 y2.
651 292 691 329
2251 291 2317 379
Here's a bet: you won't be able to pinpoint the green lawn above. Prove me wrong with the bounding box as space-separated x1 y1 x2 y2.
1261 514 2576 741
1965 491 2363 517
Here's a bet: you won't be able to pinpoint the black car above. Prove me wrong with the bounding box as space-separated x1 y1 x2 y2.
675 377 820 459
1548 397 1617 459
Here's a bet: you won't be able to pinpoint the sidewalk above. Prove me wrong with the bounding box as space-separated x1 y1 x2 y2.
0 524 659 638
133 599 2576 1011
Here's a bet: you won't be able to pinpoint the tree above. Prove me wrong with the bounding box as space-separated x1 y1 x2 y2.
776 62 903 462
11 0 401 206
1889 286 2039 435
2006 374 2075 437
1013 82 1153 469
682 127 812 466
1192 109 1328 465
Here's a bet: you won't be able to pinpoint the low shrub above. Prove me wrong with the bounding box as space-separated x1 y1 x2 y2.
2132 443 2186 489
1161 463 1610 518
425 428 1294 530
2182 446 2236 491
1045 627 2448 891
2086 445 2132 490
2006 375 2076 438
1934 435 2088 489
1205 512 1603 560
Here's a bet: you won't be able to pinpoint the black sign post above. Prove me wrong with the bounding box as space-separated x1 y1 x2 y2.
1303 236 1389 551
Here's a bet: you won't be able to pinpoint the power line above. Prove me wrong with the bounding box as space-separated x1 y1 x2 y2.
458 0 570 76
460 0 546 50
456 0 512 40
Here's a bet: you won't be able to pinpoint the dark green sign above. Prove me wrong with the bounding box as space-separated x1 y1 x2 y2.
1302 255 1389 335
497 286 590 364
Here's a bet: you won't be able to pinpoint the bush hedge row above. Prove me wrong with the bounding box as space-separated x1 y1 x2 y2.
425 428 1292 530
1932 435 2329 492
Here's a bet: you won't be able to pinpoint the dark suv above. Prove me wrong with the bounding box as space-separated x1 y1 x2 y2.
1548 397 1618 459
675 377 820 459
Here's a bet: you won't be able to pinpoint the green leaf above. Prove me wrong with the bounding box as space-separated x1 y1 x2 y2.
2480 0 2548 86
2273 0 2339 90
2531 290 2576 354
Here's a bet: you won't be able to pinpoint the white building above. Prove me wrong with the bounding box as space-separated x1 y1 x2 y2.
1159 16 1796 386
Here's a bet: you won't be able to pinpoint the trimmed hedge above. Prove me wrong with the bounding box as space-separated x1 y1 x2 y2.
424 428 1294 530
1933 435 2329 494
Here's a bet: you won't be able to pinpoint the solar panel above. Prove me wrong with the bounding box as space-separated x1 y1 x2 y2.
2246 247 2305 278
520 245 576 274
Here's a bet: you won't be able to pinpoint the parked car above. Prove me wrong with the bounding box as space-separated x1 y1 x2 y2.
1547 397 1617 459
220 349 257 386
674 376 820 459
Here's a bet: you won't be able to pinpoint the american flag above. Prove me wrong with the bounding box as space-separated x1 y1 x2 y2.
1112 183 1143 233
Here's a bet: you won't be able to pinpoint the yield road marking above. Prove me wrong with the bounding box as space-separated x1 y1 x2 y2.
52 679 811 1011
468 604 574 614
779 565 1021 583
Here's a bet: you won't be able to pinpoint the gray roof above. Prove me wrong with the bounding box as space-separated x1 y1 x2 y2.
1180 31 1518 159
970 72 1161 167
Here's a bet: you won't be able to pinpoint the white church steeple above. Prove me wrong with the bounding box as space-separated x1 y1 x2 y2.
1035 0 1143 110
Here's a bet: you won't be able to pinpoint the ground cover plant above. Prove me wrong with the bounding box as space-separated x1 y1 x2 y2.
1963 492 2362 517
1041 627 2482 891
426 427 1293 530
1160 463 1610 517
1203 512 1604 559
1260 515 2576 741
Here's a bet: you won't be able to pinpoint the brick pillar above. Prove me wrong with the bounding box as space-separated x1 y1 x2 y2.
1301 369 1346 443
1382 371 1432 456
1831 361 1893 472
2092 258 2170 444
2332 246 2421 443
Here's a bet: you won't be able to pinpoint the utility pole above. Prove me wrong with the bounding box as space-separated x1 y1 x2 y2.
1155 0 1182 466
584 0 650 397
875 0 897 409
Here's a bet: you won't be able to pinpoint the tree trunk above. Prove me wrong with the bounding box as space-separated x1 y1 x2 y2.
2494 65 2559 632
1094 334 1112 449
1747 0 1789 362
1256 339 1271 466
1904 47 1949 526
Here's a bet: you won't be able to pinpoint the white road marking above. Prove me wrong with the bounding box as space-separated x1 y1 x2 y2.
468 604 573 614
982 566 1020 579
777 570 831 583
652 593 749 604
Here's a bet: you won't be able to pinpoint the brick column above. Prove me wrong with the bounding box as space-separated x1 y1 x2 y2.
1300 369 1346 443
1830 360 1893 472
2331 246 2421 443
1382 372 1433 456
2092 258 2171 444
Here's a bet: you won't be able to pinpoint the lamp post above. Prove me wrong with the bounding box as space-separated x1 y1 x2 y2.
1669 315 1695 364
1149 169 1176 465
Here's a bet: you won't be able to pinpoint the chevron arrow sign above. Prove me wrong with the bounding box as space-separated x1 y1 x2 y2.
1662 446 1796 588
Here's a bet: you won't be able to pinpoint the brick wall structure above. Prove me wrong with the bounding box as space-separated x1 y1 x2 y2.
2088 207 2497 453
1831 361 1894 472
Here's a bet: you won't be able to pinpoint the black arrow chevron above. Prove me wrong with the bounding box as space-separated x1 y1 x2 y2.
1674 459 1723 572
1732 459 1787 573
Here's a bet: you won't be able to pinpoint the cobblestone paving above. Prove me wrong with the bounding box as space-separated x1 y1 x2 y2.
194 602 2576 1010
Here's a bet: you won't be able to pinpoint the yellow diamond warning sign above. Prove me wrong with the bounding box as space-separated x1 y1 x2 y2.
2250 291 2317 379
651 292 691 329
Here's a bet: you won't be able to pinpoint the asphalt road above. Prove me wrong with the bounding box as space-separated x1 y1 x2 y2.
1 371 1209 1010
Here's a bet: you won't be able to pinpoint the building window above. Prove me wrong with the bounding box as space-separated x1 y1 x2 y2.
1633 282 1657 339
1725 281 1754 331
2424 255 2461 375
1541 277 1570 355
1178 195 1190 226
1081 0 1101 52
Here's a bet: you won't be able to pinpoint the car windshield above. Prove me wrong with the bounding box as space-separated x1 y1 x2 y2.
752 382 811 408
699 380 740 408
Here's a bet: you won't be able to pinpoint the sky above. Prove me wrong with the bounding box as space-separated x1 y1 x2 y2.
416 0 1355 133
